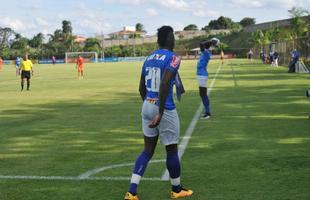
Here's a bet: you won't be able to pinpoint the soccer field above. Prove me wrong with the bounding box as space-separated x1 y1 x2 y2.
0 59 309 200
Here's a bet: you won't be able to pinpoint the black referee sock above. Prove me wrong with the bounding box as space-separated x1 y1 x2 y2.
27 80 30 90
21 80 24 91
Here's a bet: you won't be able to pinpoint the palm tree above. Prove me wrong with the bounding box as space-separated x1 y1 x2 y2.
251 30 270 51
288 7 309 48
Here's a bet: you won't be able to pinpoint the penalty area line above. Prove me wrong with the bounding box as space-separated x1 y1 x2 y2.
161 63 223 180
0 175 164 182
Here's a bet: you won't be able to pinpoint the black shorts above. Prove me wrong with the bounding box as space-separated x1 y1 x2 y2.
21 71 31 79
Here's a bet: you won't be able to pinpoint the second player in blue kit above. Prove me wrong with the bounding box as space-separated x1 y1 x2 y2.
196 38 220 119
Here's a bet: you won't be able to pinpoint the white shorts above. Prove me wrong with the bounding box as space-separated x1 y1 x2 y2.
142 101 179 145
197 75 208 88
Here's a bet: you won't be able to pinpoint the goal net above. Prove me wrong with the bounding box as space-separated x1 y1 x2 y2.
65 52 98 64
295 61 310 74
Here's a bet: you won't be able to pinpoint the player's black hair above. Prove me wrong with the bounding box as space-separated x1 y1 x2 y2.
157 26 174 49
200 41 212 51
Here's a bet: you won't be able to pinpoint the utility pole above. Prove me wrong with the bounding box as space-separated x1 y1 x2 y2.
101 31 105 61
133 33 136 57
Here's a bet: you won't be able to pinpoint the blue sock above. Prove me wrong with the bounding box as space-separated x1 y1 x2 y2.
166 151 181 193
129 151 151 195
201 95 210 114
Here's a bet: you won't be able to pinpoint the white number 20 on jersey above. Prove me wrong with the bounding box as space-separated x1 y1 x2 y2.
145 67 161 92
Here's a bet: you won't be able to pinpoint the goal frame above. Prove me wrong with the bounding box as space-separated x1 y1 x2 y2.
65 52 98 64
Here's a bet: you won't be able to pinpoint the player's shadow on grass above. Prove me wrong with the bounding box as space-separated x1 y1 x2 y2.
0 92 152 175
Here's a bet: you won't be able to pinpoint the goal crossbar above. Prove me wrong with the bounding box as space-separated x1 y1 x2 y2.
65 52 98 64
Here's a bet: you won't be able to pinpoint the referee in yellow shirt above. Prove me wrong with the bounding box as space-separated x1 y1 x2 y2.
20 55 34 91
220 50 224 65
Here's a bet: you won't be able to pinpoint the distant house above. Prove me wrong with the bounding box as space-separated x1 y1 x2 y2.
74 35 87 44
108 26 146 40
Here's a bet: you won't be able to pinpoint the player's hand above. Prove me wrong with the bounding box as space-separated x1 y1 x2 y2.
149 114 162 128
31 70 34 76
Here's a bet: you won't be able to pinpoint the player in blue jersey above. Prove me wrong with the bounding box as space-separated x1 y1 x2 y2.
196 38 219 119
124 26 193 200
15 57 21 76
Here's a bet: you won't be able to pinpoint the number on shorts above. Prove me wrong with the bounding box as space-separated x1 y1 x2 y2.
145 67 161 92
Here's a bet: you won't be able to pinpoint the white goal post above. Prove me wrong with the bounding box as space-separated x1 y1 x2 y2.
65 52 98 64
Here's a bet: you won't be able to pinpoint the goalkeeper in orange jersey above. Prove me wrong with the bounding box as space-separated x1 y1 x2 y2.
76 55 84 79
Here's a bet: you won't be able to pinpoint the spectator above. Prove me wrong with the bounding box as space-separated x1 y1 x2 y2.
247 49 253 61
288 49 300 73
272 51 279 67
269 51 274 65
260 50 265 63
52 56 56 65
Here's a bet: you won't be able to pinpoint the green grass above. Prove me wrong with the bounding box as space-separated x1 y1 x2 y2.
0 59 309 200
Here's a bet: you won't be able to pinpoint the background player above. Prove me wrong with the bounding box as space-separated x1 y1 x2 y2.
20 55 34 91
196 38 219 119
76 55 84 79
124 26 193 200
220 49 224 65
52 56 56 65
15 56 21 76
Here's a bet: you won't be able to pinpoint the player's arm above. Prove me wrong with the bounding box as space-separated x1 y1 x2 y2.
158 69 174 115
139 64 146 101
139 73 146 101
149 69 175 128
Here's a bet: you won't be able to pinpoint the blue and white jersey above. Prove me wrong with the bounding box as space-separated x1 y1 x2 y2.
15 57 21 68
142 49 181 110
291 51 300 61
197 50 212 77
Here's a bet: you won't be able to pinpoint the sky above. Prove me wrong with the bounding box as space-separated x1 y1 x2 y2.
0 0 309 38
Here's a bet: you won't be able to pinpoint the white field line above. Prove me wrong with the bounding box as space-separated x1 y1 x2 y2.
0 160 166 182
161 63 223 180
0 175 164 181
78 159 165 179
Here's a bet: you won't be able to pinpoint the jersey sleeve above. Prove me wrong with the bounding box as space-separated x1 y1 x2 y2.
166 54 181 74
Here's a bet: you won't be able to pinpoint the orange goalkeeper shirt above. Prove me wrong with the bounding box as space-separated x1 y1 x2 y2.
77 57 84 69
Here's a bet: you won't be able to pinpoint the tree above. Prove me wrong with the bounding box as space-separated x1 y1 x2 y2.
250 30 270 50
29 33 44 48
62 20 72 35
288 7 309 39
240 17 256 27
135 23 145 32
288 7 309 18
266 28 281 42
208 16 235 29
184 24 198 31
11 36 29 55
84 38 101 53
201 25 210 32
0 27 15 51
